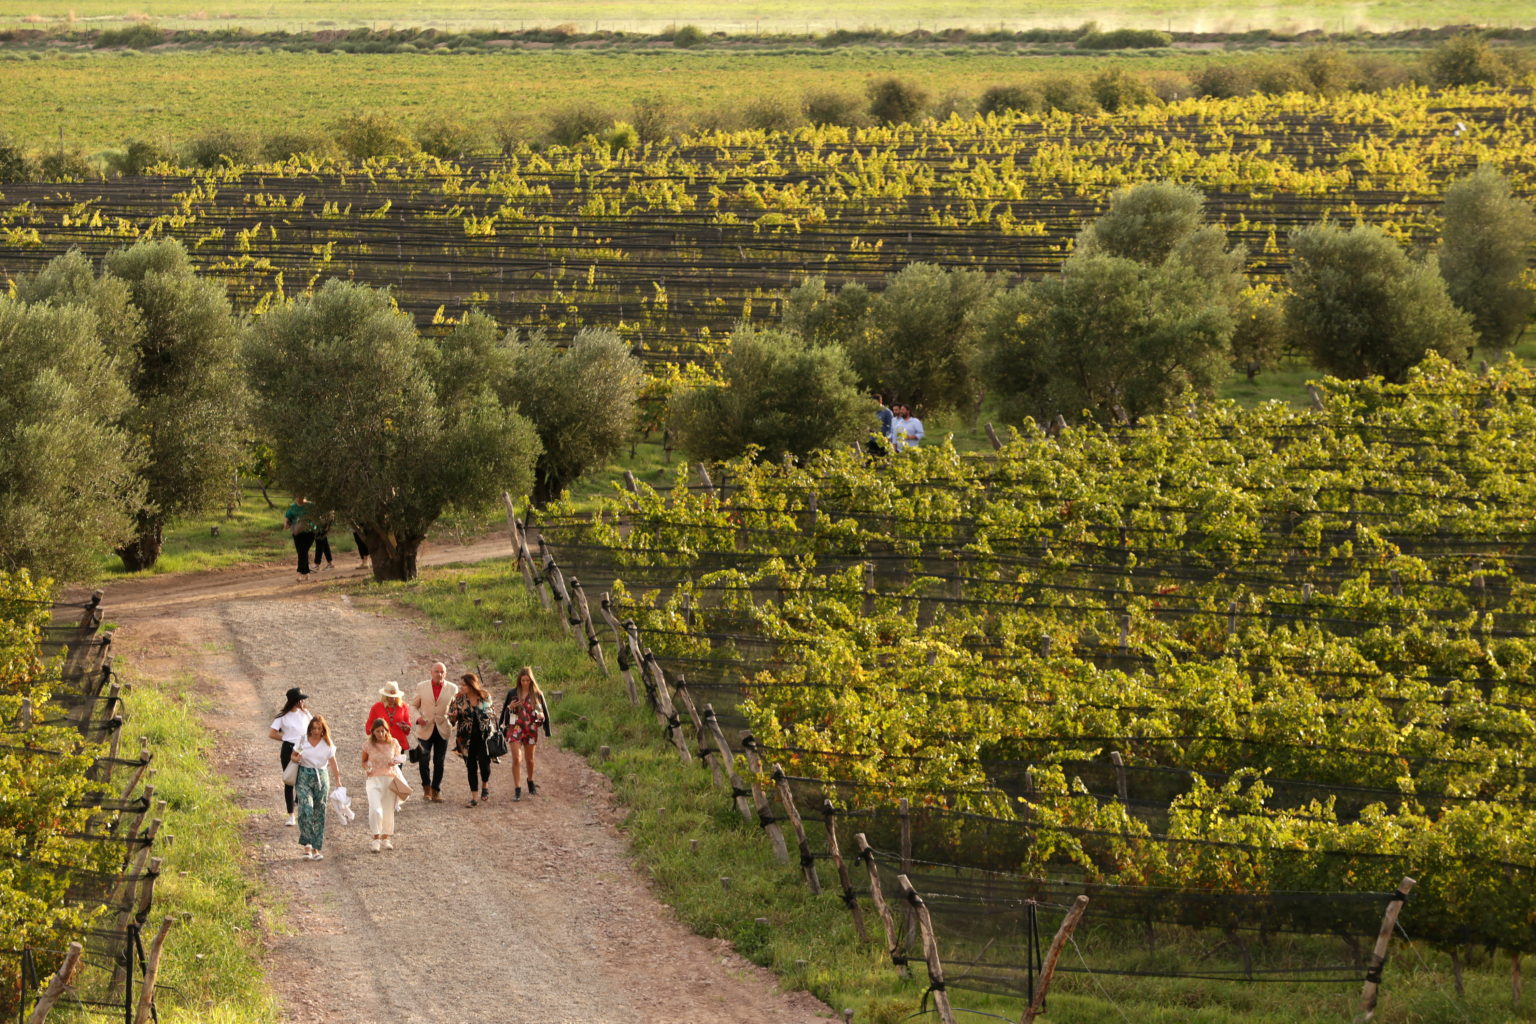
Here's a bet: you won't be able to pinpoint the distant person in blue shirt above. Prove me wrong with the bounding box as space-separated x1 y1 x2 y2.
869 391 896 455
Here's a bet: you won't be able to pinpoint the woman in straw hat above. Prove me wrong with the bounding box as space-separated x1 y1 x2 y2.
365 681 413 755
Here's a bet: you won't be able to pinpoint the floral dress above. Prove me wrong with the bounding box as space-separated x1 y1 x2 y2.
502 691 545 746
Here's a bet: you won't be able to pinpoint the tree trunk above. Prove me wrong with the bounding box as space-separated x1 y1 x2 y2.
364 526 422 582
116 513 164 572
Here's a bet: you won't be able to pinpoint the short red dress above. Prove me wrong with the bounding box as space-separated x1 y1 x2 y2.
502 693 545 746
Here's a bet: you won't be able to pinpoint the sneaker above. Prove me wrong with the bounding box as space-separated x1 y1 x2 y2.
286 813 296 827
301 846 313 860
527 779 538 796
370 839 381 853
514 786 522 801
383 839 394 850
311 851 324 861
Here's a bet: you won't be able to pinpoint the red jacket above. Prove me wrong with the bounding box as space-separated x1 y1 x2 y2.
365 701 412 752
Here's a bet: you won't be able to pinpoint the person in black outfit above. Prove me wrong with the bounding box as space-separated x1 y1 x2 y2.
449 672 493 805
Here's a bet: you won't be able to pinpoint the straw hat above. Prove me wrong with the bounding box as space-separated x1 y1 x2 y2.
378 681 406 699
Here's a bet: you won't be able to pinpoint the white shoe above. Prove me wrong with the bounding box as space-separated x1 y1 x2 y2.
310 851 324 860
286 813 296 826
301 846 313 860
395 800 403 813
370 839 381 853
383 839 394 850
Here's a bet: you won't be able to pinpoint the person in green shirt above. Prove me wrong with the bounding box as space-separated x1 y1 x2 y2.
283 497 317 580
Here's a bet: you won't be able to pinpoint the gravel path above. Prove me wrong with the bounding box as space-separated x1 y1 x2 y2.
101 546 832 1024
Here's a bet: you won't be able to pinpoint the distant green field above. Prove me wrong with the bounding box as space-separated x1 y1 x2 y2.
1 0 1532 33
0 46 1240 155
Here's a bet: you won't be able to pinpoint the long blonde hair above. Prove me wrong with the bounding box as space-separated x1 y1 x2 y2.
515 666 543 700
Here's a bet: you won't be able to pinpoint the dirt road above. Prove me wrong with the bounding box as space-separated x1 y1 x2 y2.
100 541 831 1024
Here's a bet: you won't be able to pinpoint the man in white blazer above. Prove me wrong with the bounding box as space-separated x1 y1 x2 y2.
411 662 458 801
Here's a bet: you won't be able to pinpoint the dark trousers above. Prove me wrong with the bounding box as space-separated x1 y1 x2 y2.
314 533 333 566
352 531 369 559
292 531 315 575
416 730 448 790
280 741 296 812
465 736 491 793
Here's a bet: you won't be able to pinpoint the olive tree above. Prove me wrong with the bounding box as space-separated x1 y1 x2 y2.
0 299 143 579
18 240 246 571
976 181 1245 424
669 326 869 463
245 282 539 581
510 328 644 505
1287 224 1474 381
1437 166 1536 352
976 254 1235 424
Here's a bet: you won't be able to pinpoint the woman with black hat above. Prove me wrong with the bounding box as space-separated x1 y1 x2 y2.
268 687 312 826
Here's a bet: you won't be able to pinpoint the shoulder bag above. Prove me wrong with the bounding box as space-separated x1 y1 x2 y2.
282 759 299 786
388 767 413 800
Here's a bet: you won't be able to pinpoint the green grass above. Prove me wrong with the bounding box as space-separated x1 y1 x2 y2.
1 0 1531 34
112 669 281 1024
94 483 356 581
389 559 1533 1024
0 44 1421 157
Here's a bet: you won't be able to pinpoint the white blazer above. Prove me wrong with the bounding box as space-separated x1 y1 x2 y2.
411 679 458 742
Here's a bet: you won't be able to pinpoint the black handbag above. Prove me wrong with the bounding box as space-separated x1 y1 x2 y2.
484 718 509 760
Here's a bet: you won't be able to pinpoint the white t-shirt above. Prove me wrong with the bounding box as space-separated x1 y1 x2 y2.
295 739 336 770
271 709 312 745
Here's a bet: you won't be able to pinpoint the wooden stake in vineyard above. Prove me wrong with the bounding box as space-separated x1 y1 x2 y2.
1357 878 1415 1023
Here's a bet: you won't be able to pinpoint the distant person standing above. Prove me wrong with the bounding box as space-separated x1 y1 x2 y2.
892 403 925 450
268 687 312 826
313 511 335 571
869 392 896 456
411 662 457 802
500 666 548 801
352 527 370 569
284 497 317 580
449 672 494 806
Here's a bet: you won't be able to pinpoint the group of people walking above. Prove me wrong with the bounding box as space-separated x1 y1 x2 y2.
268 662 549 858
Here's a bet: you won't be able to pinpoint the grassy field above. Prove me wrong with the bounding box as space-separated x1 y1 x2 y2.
0 45 1288 156
3 0 1532 34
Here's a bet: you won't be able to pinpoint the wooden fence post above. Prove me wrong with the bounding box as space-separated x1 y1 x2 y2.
1109 751 1129 806
545 560 580 636
984 422 1004 450
1021 895 1090 1024
132 916 175 1024
854 833 902 966
702 705 755 825
823 799 867 943
897 875 956 1024
697 463 717 499
1357 877 1416 1022
598 595 640 705
501 491 538 593
25 941 83 1024
772 766 821 894
738 733 789 864
642 652 692 764
567 577 609 675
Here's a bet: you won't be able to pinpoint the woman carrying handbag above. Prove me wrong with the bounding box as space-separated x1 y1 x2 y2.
449 672 494 806
361 718 406 852
293 715 342 860
500 666 548 801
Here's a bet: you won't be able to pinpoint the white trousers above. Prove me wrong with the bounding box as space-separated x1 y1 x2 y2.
366 775 396 836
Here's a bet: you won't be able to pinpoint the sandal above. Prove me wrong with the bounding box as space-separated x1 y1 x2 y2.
480 788 489 802
466 798 478 807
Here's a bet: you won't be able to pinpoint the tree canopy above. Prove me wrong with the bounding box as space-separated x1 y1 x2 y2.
244 281 540 580
510 327 644 505
0 300 143 579
669 326 870 464
1288 223 1475 381
1437 166 1536 352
